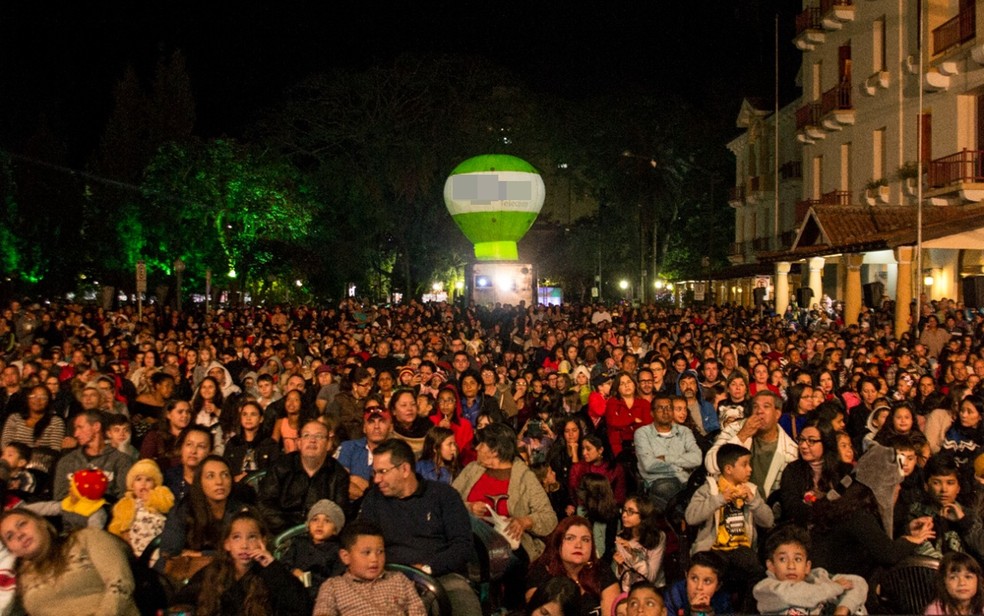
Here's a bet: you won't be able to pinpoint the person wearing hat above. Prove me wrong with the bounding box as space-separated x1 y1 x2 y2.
336 403 393 500
279 498 345 599
109 459 175 558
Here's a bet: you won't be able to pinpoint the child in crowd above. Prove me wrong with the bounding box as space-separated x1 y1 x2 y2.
626 581 667 616
173 508 311 616
579 472 620 562
281 499 344 599
109 458 175 560
663 550 732 616
105 413 140 461
685 443 773 593
907 454 984 559
925 551 984 615
312 519 426 616
531 462 567 522
2 442 41 500
519 406 555 466
614 495 666 590
835 431 856 466
753 525 867 615
256 373 279 409
415 426 458 484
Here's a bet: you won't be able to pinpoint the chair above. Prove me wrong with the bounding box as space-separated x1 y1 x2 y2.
271 522 308 561
386 563 452 616
872 555 940 614
243 469 267 493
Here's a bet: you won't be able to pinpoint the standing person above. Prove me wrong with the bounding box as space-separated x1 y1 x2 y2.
0 508 139 615
361 438 483 615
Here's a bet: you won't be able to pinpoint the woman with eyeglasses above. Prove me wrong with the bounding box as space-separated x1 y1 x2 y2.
0 384 66 451
776 418 852 527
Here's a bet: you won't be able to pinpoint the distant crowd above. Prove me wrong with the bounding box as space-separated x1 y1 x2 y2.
0 295 983 615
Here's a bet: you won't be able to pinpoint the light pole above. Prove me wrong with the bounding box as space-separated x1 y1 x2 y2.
174 259 186 312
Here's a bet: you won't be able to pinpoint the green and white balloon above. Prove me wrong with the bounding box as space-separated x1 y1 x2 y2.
443 154 545 261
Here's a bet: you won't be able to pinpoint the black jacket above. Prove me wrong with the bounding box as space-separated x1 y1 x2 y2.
257 452 351 534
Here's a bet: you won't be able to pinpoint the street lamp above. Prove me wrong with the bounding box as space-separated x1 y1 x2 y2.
173 258 186 312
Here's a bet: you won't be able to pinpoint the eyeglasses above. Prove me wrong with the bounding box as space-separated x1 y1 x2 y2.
372 465 402 477
796 437 822 446
621 507 640 516
299 434 329 442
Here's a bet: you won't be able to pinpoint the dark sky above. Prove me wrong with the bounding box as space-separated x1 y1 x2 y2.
0 2 800 161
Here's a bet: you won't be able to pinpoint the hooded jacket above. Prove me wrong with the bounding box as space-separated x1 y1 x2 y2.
675 369 720 435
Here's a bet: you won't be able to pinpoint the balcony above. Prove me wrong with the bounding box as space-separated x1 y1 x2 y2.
795 102 824 143
728 184 746 206
746 174 775 204
819 82 854 129
925 149 984 204
933 4 976 57
794 7 825 50
819 190 852 205
780 161 802 181
752 237 772 251
775 230 798 250
820 0 855 30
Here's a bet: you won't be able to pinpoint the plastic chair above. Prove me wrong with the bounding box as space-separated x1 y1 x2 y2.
243 469 267 493
386 563 452 616
271 522 308 561
872 555 940 614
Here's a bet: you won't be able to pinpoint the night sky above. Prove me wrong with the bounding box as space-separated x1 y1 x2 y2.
0 1 800 163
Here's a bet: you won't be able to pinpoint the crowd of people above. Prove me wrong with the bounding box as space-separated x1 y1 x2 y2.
0 294 983 615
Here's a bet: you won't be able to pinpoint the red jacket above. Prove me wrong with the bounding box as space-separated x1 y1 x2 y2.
604 396 651 456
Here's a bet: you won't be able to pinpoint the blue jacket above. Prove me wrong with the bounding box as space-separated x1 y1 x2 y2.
675 370 720 434
663 578 732 615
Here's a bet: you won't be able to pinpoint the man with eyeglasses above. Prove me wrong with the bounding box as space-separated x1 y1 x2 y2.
257 419 350 533
635 393 702 511
360 438 482 615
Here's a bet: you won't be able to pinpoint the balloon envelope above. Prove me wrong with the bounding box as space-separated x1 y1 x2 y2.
443 154 545 261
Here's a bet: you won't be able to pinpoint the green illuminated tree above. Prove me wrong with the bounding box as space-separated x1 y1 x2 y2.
140 138 317 295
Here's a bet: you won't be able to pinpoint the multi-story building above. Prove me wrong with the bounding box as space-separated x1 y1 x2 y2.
722 0 984 335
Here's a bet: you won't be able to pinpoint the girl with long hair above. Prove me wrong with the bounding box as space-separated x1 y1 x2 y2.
613 494 666 590
415 425 459 483
577 472 619 562
525 515 620 616
0 508 139 615
140 399 192 471
926 551 984 615
172 509 310 616
567 434 626 515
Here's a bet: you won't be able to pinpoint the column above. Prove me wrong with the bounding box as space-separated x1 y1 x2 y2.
775 262 791 316
894 246 914 339
808 256 825 309
844 253 864 326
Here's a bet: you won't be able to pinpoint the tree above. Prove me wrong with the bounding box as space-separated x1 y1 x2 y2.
139 138 316 297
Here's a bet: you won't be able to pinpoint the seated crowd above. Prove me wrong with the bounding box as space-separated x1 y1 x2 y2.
0 296 984 615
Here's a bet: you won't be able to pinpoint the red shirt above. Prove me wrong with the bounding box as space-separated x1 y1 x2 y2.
604 396 652 456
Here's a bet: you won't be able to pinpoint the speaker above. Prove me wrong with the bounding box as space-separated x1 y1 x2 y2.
862 281 884 309
796 286 814 308
753 287 766 307
963 276 984 308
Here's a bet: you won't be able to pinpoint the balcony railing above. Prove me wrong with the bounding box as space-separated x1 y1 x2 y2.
820 82 852 116
728 185 746 202
928 149 984 188
795 102 822 130
749 176 761 192
820 0 853 12
780 161 803 180
752 237 771 251
795 6 822 35
932 4 976 56
819 190 851 205
776 230 798 250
